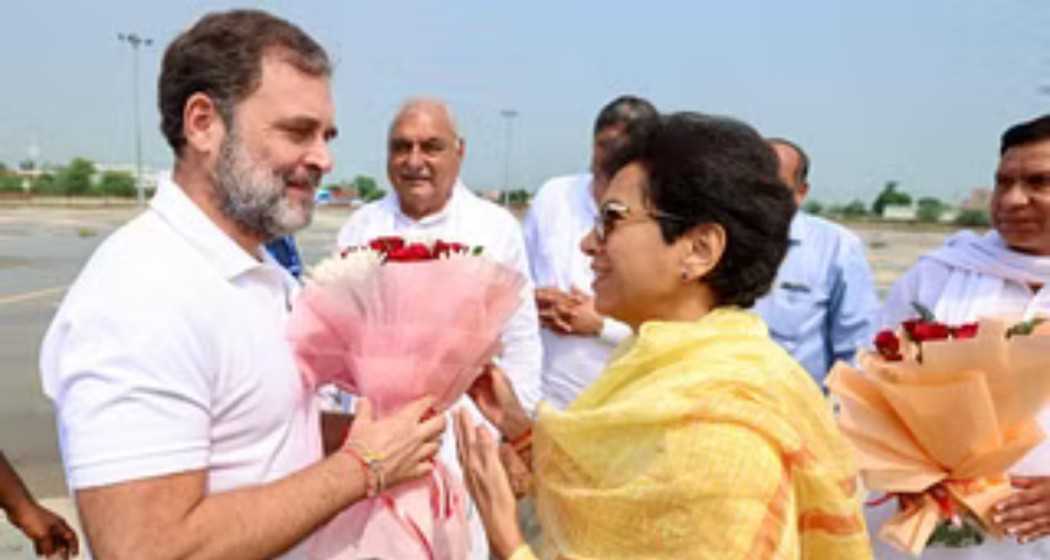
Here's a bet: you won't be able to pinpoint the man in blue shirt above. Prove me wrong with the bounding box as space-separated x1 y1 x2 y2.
753 138 879 385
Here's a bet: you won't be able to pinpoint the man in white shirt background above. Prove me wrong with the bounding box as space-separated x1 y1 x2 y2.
39 10 444 559
870 114 1050 559
336 97 543 560
522 95 658 409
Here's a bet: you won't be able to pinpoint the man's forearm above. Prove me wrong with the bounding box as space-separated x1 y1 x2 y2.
0 453 34 516
80 452 366 560
182 453 362 559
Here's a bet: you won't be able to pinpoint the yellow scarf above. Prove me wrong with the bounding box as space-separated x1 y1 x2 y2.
530 308 871 559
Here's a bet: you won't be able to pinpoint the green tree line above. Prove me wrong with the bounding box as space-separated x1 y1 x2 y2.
0 157 137 197
804 180 990 226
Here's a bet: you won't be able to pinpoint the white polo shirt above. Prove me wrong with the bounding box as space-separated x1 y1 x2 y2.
40 177 322 557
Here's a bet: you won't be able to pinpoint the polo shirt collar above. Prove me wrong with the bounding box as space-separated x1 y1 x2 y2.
150 176 267 280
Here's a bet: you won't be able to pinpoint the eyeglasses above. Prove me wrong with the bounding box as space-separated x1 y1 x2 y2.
593 200 691 243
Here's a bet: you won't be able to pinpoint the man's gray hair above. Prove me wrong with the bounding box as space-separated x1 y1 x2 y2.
389 97 462 142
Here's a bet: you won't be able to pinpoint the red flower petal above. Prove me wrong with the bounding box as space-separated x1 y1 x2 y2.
368 236 406 254
874 329 903 361
912 322 950 342
950 323 979 339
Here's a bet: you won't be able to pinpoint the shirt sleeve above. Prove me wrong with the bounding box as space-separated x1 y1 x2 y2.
41 300 213 489
336 208 368 249
521 200 553 287
598 317 632 347
827 236 881 365
879 259 945 329
495 223 544 415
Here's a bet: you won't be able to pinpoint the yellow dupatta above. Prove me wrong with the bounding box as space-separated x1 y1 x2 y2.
529 308 871 559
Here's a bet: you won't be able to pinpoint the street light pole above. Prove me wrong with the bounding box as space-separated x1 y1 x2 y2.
500 109 518 205
118 32 153 207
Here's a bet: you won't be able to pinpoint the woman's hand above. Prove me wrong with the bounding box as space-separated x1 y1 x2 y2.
454 408 524 559
500 442 533 499
992 476 1050 544
345 397 446 489
467 364 532 441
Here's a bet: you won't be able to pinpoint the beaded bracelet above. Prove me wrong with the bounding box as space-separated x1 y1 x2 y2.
345 441 385 497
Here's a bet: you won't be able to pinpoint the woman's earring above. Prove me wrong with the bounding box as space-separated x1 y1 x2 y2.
681 270 690 281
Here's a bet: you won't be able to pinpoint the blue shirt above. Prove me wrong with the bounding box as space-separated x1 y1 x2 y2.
264 236 303 280
753 212 878 385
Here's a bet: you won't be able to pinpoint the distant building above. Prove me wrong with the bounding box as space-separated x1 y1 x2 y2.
938 208 960 223
882 204 917 221
960 188 991 211
95 162 164 191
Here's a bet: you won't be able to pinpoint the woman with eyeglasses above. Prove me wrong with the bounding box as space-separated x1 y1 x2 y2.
454 112 872 559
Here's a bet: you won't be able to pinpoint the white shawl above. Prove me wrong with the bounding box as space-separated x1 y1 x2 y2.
921 230 1050 324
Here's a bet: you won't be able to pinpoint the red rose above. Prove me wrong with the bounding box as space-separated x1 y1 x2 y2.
901 319 919 340
433 240 450 258
911 321 950 342
874 329 903 361
433 240 470 258
949 323 979 339
369 236 406 253
386 243 432 262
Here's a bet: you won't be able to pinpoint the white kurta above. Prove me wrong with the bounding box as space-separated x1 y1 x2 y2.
872 230 1050 559
522 173 630 410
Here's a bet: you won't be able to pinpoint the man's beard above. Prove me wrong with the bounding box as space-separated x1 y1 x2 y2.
212 131 318 241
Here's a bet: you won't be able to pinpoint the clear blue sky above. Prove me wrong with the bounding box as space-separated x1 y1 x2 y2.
1 1 1047 203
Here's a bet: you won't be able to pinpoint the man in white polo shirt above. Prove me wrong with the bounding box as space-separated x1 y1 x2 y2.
39 10 443 559
336 97 543 559
523 95 657 409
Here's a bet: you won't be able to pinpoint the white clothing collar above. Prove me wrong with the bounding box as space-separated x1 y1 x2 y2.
924 230 1050 286
150 176 270 280
580 173 599 220
383 179 470 226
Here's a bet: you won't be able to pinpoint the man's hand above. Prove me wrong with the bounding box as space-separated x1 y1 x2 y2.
993 476 1050 544
346 397 446 489
534 287 573 334
562 287 603 337
534 286 603 337
8 500 79 559
74 396 445 560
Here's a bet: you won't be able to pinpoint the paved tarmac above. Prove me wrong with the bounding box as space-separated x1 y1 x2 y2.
0 203 951 556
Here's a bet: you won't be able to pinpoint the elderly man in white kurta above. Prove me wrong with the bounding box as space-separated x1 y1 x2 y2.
871 114 1050 559
337 98 543 559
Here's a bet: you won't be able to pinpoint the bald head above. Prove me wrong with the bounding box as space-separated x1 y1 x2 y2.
390 98 461 139
387 97 466 219
767 138 810 207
